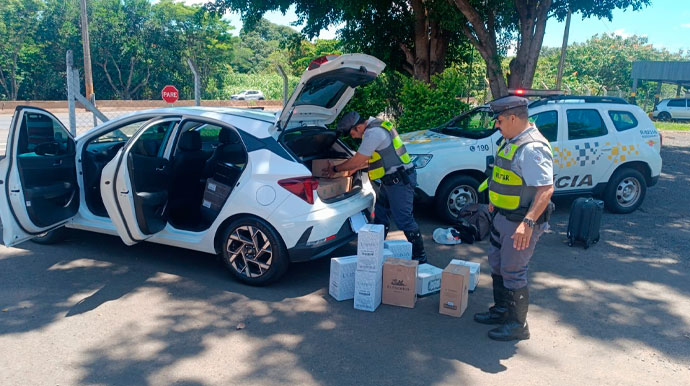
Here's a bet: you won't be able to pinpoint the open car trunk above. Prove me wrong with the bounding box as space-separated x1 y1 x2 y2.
280 126 363 202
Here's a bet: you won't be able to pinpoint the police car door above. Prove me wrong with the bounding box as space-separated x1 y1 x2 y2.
528 108 560 187
0 107 79 246
557 108 611 192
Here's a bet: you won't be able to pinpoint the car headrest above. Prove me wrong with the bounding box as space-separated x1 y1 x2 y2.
219 127 239 144
179 130 201 151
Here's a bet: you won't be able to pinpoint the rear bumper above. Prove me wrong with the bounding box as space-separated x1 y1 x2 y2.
288 209 371 262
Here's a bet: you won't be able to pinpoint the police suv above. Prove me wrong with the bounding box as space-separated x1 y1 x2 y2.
401 94 663 223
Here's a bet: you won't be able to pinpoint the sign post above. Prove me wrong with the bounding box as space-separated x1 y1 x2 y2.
162 85 179 106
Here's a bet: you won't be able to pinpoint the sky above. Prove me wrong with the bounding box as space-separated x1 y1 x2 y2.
183 0 689 53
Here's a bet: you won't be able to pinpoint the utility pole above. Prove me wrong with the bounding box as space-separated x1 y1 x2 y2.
79 0 94 102
556 8 572 91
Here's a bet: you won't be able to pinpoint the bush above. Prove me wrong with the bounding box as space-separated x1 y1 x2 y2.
396 67 469 134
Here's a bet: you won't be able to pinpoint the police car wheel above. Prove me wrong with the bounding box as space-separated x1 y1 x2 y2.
220 216 289 286
604 168 646 214
30 227 67 245
435 175 481 224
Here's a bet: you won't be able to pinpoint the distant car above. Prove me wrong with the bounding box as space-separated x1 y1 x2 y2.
402 95 663 223
0 54 386 285
652 98 690 121
230 90 265 100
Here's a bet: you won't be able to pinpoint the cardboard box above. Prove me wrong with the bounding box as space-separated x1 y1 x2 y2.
312 158 349 178
416 263 443 296
449 259 481 292
382 258 418 308
329 256 357 301
384 240 412 260
356 224 385 273
439 264 470 317
202 178 232 211
317 176 352 200
354 269 382 312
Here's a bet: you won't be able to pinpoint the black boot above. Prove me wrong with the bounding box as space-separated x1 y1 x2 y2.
404 229 427 264
488 287 530 341
474 274 509 324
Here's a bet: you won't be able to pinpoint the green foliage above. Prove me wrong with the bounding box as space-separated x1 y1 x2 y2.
654 122 690 131
396 66 469 133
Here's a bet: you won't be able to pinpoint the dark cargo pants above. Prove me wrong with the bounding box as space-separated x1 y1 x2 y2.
488 213 546 290
373 171 419 232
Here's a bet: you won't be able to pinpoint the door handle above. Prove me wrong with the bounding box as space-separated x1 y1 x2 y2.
53 160 63 166
155 166 165 171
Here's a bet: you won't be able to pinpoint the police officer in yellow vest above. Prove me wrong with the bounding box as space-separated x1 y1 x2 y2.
324 111 427 263
474 96 554 341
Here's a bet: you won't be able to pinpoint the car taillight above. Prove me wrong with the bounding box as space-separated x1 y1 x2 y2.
307 55 340 70
278 177 319 204
659 132 663 148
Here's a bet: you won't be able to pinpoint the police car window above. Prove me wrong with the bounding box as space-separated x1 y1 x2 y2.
608 110 638 131
434 109 496 139
667 99 685 107
529 111 558 142
566 109 607 140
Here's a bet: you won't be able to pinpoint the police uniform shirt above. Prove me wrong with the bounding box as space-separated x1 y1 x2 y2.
507 124 554 187
357 117 413 175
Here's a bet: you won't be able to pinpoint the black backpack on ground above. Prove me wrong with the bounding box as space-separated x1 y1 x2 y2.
454 203 492 244
567 197 604 249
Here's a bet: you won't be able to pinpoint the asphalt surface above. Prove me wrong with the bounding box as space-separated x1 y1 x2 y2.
1 133 689 385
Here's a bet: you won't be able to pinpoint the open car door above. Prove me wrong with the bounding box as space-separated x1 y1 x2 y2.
100 117 178 246
0 106 79 246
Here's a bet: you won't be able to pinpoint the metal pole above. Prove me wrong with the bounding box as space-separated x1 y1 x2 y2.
631 78 638 105
654 81 662 105
79 0 94 102
187 58 200 106
556 8 572 91
276 65 288 107
66 51 77 136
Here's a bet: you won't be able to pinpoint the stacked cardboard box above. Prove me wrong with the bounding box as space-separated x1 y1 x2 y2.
317 177 352 200
449 259 481 292
382 258 418 308
329 256 357 301
312 159 349 178
354 224 385 312
416 263 443 296
383 240 413 260
201 178 232 212
439 264 470 317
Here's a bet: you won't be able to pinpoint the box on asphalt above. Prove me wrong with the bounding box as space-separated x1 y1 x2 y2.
354 269 382 312
329 256 358 301
382 258 418 308
439 264 470 317
356 223 385 273
449 259 480 292
416 263 443 296
384 240 412 260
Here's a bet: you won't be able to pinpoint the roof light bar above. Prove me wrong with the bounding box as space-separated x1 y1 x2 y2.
508 88 563 97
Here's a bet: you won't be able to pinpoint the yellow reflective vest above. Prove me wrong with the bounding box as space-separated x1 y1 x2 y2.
478 127 551 216
366 119 411 180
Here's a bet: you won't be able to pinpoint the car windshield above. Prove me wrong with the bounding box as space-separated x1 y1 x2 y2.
431 108 496 139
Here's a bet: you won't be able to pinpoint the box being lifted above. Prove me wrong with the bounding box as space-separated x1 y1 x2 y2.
312 159 349 178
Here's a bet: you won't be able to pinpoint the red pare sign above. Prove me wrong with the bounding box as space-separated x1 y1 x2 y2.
162 85 179 104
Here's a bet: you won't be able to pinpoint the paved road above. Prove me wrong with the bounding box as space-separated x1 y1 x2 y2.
0 133 688 385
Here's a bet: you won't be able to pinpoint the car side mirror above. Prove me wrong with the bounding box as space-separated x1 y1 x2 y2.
34 141 60 156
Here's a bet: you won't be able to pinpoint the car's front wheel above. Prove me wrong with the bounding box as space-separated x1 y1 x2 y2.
220 217 289 285
603 168 647 214
435 175 481 223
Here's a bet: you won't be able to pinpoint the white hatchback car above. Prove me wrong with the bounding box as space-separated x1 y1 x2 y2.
652 98 690 121
403 96 663 223
0 54 385 285
230 90 265 100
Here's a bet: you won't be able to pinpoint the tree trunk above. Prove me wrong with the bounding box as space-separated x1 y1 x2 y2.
399 0 451 83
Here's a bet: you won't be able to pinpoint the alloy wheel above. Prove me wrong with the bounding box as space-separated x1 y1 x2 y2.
226 225 273 278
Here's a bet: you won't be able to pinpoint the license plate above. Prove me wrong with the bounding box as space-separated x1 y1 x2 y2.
349 211 368 233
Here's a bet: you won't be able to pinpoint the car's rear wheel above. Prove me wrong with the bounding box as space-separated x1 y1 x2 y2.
658 112 671 121
603 168 646 214
31 227 67 245
220 217 289 285
435 175 481 223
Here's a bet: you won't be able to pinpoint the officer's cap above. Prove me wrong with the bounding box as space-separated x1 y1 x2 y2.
336 111 361 136
489 96 529 119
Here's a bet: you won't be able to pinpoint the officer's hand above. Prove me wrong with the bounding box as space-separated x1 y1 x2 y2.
488 203 494 213
511 222 533 251
322 161 334 178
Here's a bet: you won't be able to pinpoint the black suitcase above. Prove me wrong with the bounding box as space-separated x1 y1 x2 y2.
567 197 603 249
